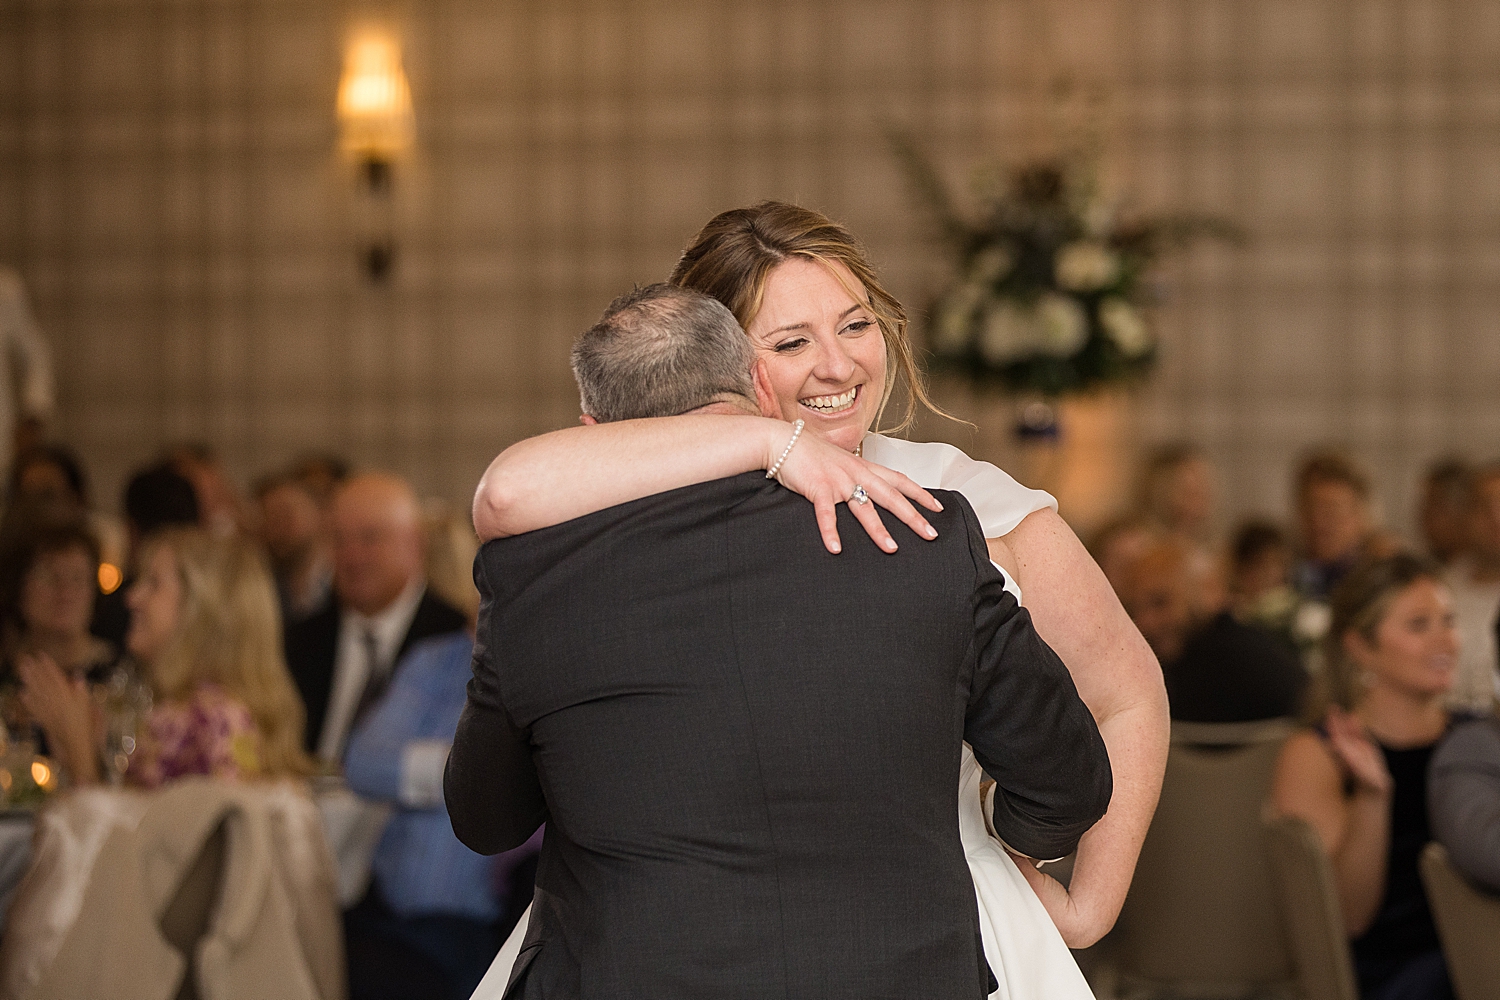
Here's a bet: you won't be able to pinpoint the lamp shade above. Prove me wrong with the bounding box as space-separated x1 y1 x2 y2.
337 31 414 160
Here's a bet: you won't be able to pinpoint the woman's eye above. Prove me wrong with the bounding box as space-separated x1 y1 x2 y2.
774 338 808 353
842 320 874 335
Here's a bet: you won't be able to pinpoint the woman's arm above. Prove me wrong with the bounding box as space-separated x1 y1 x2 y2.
474 414 942 555
1271 722 1392 935
999 507 1170 948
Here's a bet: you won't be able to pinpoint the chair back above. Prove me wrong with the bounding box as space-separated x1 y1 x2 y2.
159 821 228 1000
1262 814 1360 1000
1113 718 1296 996
1419 842 1500 1000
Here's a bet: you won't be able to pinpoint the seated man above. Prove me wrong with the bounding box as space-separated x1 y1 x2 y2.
344 632 540 1000
1429 712 1500 894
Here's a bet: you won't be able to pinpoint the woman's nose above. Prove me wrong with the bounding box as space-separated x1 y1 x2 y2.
810 337 856 384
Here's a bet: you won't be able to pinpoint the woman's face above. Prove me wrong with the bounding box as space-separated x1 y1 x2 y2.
1351 577 1458 699
21 545 96 640
745 257 887 454
125 544 183 664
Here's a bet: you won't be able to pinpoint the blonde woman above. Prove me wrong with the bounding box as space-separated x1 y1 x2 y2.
1271 554 1460 1000
20 528 310 787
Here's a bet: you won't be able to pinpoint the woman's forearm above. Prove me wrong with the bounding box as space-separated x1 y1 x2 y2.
473 415 786 539
1333 789 1393 937
1003 507 1171 947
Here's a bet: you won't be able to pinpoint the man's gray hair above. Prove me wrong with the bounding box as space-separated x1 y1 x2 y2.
571 283 755 423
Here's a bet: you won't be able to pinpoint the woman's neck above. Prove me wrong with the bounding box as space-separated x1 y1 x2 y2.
24 630 99 672
1358 684 1448 748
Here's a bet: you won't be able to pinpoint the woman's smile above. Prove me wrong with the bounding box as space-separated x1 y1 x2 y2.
799 383 861 416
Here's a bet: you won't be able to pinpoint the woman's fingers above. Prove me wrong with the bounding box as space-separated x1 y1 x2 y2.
861 475 939 542
873 468 943 513
848 496 898 553
813 493 844 554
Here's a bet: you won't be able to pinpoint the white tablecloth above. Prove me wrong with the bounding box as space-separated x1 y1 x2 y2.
0 784 392 928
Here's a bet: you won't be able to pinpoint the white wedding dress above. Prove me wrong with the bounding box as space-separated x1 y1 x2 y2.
470 435 1094 1000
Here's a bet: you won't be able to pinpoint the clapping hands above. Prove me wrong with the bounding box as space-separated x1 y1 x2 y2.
1324 706 1393 797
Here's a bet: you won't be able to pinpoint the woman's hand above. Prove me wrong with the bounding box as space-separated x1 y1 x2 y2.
1325 707 1393 797
18 652 101 785
1005 851 1109 948
769 427 943 554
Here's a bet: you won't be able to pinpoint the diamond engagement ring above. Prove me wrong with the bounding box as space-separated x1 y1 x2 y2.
849 484 871 506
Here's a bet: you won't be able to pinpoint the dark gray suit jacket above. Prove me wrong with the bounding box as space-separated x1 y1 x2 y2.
446 473 1111 1000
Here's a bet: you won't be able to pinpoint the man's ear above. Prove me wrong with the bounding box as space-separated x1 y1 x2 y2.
580 414 598 426
752 359 783 420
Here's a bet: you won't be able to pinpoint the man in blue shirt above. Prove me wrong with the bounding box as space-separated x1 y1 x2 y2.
344 632 540 1000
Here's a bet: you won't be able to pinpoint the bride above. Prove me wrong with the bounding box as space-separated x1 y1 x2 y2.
467 202 1164 998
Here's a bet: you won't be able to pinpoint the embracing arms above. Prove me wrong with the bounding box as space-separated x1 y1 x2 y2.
474 414 941 555
1000 508 1171 947
963 504 1114 861
444 562 548 855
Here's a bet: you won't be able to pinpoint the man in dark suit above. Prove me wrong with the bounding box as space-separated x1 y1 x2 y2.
445 285 1112 999
284 470 466 761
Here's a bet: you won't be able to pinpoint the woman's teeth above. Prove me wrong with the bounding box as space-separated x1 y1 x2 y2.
800 386 859 415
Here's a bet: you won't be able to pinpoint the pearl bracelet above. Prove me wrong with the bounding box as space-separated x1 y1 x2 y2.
765 419 806 481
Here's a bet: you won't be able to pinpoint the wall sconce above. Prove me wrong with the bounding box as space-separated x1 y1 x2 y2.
337 29 413 283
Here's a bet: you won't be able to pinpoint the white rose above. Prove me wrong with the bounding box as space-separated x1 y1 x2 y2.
933 282 985 354
1054 240 1121 292
978 298 1041 365
1098 297 1151 357
969 245 1016 283
1035 293 1089 357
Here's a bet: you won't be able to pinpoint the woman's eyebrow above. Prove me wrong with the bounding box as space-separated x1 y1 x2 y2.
764 304 865 336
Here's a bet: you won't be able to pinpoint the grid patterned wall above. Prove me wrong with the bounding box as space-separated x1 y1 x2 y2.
2 0 1498 537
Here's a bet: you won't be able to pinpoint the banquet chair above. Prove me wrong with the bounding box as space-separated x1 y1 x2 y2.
1112 718 1296 998
1262 814 1359 1000
1419 842 1500 1000
158 821 227 1000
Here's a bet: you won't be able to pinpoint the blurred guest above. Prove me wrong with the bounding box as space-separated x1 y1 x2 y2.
283 472 466 761
255 471 333 625
1090 517 1157 596
1419 459 1472 568
290 452 351 507
1428 712 1500 895
90 461 203 646
168 442 246 538
1441 462 1500 712
1167 521 1307 721
0 268 54 472
343 631 533 1000
1229 520 1296 626
1272 554 1458 1000
0 506 117 683
8 444 128 571
19 528 310 787
122 461 202 558
1292 450 1399 602
1137 442 1217 543
1115 535 1208 665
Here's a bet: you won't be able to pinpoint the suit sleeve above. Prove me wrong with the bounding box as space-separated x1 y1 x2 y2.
1428 717 1500 894
443 554 548 855
958 497 1113 860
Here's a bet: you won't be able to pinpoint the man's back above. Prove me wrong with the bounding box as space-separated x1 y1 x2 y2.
449 472 1108 999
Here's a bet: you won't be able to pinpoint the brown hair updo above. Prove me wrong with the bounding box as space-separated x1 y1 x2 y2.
1315 552 1443 714
669 201 947 435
